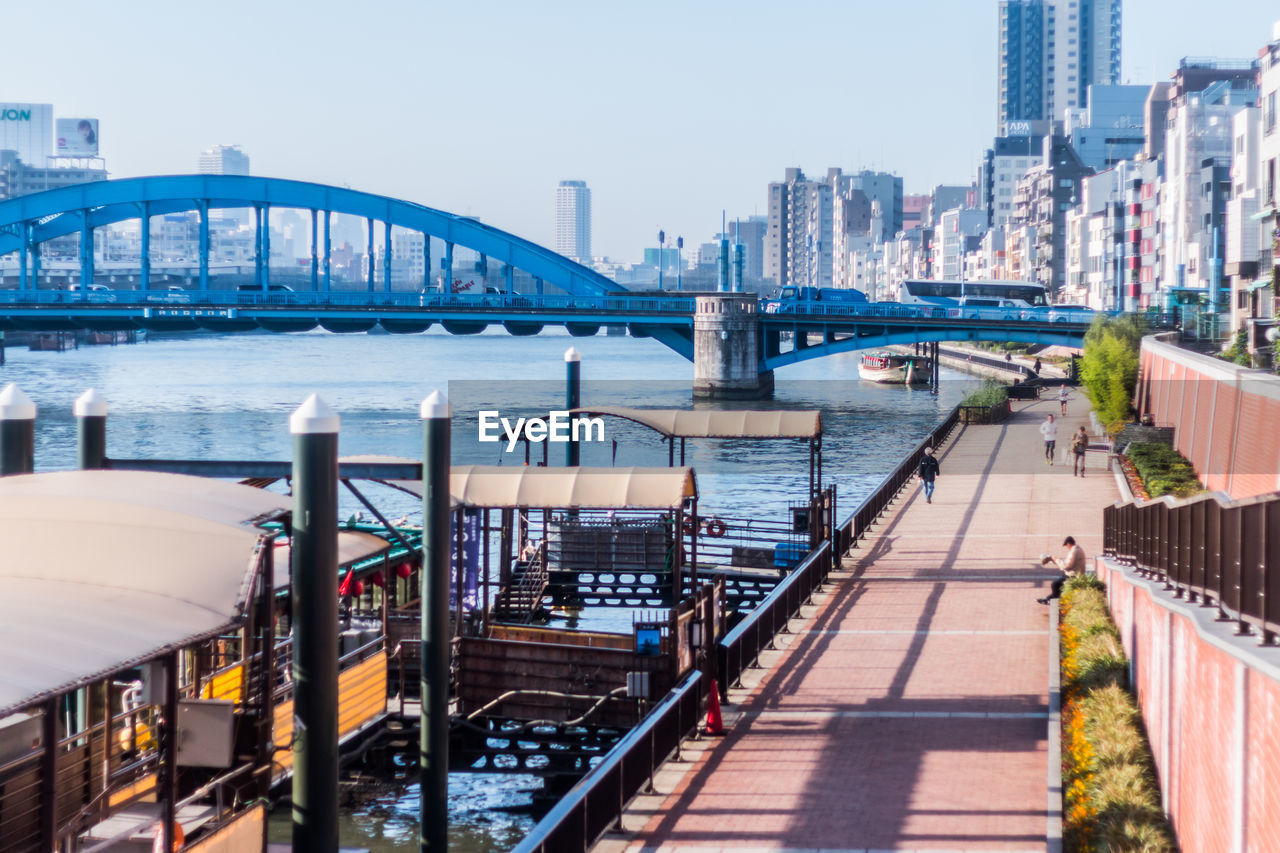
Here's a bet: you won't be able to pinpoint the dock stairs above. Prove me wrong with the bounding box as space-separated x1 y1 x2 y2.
492 546 549 622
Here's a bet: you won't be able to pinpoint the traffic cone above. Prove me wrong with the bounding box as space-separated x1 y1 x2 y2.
705 679 725 736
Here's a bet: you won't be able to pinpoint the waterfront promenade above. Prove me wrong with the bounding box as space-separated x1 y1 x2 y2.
602 397 1119 852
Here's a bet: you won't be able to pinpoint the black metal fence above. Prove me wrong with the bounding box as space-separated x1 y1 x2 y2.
1103 492 1280 638
717 540 832 697
510 671 703 853
835 405 962 555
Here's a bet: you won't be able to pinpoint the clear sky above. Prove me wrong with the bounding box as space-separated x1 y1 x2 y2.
5 0 1278 262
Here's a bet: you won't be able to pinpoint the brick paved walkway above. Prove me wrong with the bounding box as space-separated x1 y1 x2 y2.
611 397 1119 853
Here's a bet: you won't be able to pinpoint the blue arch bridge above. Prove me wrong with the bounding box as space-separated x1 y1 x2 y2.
0 176 1101 397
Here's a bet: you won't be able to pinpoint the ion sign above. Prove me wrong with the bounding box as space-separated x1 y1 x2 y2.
56 118 99 156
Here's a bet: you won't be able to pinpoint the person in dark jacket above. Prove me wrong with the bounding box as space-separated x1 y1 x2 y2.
918 446 940 504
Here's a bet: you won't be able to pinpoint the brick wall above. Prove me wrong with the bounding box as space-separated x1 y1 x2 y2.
1098 557 1280 852
1136 338 1280 499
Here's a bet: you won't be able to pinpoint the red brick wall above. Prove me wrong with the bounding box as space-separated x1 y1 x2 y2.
1099 557 1280 852
1137 339 1280 500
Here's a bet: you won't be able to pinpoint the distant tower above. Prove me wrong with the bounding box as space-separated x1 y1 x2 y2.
555 180 592 264
998 0 1121 133
197 144 250 176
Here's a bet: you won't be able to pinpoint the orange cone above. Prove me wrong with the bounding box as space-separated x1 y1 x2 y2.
705 679 725 736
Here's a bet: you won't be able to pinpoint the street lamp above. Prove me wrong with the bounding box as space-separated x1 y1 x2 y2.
657 230 665 291
676 237 683 291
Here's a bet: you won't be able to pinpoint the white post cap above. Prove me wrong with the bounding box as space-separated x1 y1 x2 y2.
0 383 36 421
289 393 340 434
420 389 451 420
74 388 108 418
565 346 582 363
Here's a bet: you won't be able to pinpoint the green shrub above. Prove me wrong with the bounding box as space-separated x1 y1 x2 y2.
1080 314 1145 426
1126 442 1203 498
960 378 1009 408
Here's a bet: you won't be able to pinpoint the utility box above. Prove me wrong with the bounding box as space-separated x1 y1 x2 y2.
177 699 235 768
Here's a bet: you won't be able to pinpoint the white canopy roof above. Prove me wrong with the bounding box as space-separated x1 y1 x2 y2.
571 407 822 440
0 471 282 716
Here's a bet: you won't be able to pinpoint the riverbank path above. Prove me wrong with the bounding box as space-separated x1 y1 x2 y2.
600 396 1120 852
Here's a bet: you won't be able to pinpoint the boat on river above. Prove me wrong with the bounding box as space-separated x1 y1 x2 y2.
858 352 931 384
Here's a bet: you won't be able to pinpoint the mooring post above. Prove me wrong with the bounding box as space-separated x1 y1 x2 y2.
566 346 581 467
0 383 36 476
420 390 451 853
289 394 340 852
75 389 108 470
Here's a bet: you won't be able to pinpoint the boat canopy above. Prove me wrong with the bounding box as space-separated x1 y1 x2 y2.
0 471 282 716
272 531 391 590
361 459 698 510
569 407 822 440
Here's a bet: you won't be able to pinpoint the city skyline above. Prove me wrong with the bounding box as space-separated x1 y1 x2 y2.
3 0 1278 263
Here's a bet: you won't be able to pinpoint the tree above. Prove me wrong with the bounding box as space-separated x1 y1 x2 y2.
1079 314 1144 426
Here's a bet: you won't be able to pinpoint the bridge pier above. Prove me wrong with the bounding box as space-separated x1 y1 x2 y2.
693 294 774 399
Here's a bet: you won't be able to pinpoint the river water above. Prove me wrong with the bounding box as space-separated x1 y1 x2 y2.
2 328 981 851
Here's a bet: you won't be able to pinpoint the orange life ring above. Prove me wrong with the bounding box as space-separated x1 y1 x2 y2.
151 821 184 851
705 518 727 538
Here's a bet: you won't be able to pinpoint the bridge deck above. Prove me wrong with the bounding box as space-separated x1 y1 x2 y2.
603 398 1119 852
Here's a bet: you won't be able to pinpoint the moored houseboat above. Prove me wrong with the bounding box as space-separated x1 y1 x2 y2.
858 352 931 384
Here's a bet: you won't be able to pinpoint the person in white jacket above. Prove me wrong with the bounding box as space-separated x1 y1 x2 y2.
1039 413 1058 466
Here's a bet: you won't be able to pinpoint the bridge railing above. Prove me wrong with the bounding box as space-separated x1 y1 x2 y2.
1103 491 1280 639
716 540 832 698
0 288 698 314
510 670 704 853
835 404 962 556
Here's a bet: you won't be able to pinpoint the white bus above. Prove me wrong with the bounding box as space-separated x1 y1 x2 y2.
899 279 1049 308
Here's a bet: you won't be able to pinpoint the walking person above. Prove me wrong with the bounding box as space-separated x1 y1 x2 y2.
917 446 940 504
1039 413 1058 466
1070 426 1088 477
1058 386 1069 415
1033 357 1043 374
1037 536 1086 603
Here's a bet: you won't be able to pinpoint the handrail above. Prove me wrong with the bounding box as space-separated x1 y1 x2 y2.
835 405 962 556
510 671 703 853
717 540 831 697
1103 490 1280 638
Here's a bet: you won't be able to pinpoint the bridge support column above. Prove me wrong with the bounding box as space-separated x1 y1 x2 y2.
383 221 392 293
323 211 331 292
693 294 773 399
261 203 271 290
140 203 151 292
503 263 513 294
78 210 93 292
421 233 431 291
253 204 263 286
197 200 209 292
18 224 27 293
366 218 375 292
444 241 454 293
310 209 319 291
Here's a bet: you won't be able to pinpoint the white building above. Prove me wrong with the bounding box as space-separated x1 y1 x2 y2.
197 144 250 176
554 180 592 264
933 208 986 280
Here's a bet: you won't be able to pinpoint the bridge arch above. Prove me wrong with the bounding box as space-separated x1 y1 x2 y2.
0 175 618 297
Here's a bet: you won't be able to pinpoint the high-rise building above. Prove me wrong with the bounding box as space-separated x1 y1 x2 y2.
0 103 53 166
554 180 592 264
766 169 833 287
197 144 250 176
997 0 1122 134
0 149 106 201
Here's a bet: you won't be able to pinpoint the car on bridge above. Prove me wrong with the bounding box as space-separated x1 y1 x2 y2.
67 284 116 303
144 285 191 304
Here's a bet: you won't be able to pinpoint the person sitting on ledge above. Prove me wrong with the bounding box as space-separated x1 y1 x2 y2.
1037 536 1085 604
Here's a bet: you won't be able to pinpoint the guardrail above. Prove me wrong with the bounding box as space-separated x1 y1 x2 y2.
510 671 703 853
762 301 1098 325
1103 491 1280 638
716 540 832 697
834 405 962 556
0 288 698 314
938 346 1038 379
